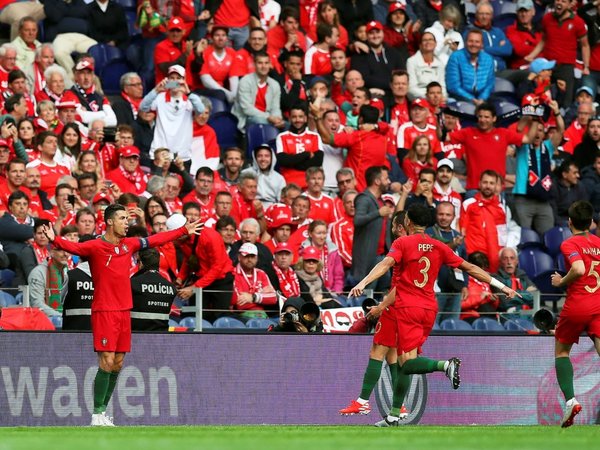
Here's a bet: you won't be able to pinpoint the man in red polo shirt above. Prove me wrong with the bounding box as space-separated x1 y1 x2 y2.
530 0 589 106
396 98 441 153
106 146 148 196
202 0 260 50
154 17 193 84
387 70 410 136
314 104 389 192
448 102 535 192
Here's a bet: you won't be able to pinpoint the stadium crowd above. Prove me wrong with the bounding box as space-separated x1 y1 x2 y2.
0 0 598 327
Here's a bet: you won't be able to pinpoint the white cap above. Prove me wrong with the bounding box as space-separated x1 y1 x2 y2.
239 242 258 256
166 213 187 230
168 64 185 77
437 158 454 171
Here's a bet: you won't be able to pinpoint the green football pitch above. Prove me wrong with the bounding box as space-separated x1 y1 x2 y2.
0 425 597 450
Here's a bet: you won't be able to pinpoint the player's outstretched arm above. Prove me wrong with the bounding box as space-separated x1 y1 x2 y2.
350 256 395 298
367 287 396 319
184 218 204 235
41 224 88 256
551 260 585 288
459 261 521 299
41 224 55 242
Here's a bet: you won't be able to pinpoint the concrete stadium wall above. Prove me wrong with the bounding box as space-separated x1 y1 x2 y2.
0 332 597 426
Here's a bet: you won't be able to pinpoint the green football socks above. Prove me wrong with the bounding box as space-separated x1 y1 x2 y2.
392 363 411 410
93 368 111 413
359 359 383 400
555 357 575 400
103 371 120 409
402 357 444 374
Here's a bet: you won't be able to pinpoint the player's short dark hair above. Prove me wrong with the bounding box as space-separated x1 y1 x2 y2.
104 203 126 223
253 50 270 62
419 168 436 181
8 69 26 84
77 172 98 185
8 189 29 206
60 224 78 236
365 165 388 187
76 207 95 222
406 203 434 228
33 218 51 232
476 102 497 117
139 248 160 270
568 200 594 231
280 6 300 22
359 105 379 125
392 210 406 228
316 23 334 42
195 166 214 181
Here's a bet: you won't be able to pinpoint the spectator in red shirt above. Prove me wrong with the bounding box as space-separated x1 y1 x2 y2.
153 16 194 84
383 1 419 56
506 0 541 72
304 166 335 224
106 146 148 196
307 0 348 50
267 6 307 73
529 0 590 106
0 157 29 211
563 101 595 155
304 23 339 76
397 97 441 158
26 131 70 199
263 203 293 253
182 166 217 221
203 0 261 50
200 26 238 103
386 69 410 136
231 242 277 317
329 189 357 268
402 135 438 189
230 27 267 80
232 171 266 231
0 43 19 91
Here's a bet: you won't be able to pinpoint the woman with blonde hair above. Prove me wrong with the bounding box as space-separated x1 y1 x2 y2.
425 4 464 64
401 135 437 188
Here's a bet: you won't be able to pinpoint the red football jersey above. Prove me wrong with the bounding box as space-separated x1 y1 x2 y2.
396 122 441 152
276 130 322 188
388 233 464 310
200 46 236 88
26 160 70 198
306 192 335 223
560 233 600 315
304 46 331 76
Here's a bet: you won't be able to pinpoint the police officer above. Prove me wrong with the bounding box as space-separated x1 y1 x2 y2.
61 235 95 330
131 248 176 331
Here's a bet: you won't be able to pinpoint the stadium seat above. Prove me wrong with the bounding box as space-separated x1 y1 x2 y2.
445 101 476 122
504 318 535 331
543 226 572 257
179 317 196 329
208 112 239 149
100 61 132 95
519 228 542 249
205 95 230 114
0 269 15 287
556 254 566 272
518 248 555 279
493 1 517 29
168 319 180 327
15 292 22 305
245 123 279 158
88 44 126 76
432 321 440 330
532 270 565 307
245 318 272 329
125 10 141 38
471 317 505 331
50 316 63 330
494 78 515 96
202 319 213 329
494 100 520 125
213 316 246 328
439 318 472 331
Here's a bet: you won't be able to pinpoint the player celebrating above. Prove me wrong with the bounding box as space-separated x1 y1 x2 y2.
550 200 600 428
350 203 519 426
339 211 409 418
42 205 204 426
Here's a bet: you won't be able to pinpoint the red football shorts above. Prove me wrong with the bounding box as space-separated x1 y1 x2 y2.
555 313 600 345
91 310 132 353
395 306 437 354
373 308 397 347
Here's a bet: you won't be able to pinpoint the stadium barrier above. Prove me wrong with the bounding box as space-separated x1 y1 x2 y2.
0 331 597 426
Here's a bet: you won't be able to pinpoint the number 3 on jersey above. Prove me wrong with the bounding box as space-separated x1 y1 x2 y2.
414 256 431 288
585 261 600 293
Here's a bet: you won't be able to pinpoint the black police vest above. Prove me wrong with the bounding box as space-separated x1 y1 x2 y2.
130 270 176 331
62 267 94 331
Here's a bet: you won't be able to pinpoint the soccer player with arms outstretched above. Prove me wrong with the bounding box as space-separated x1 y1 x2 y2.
350 204 520 426
42 205 204 426
550 200 600 428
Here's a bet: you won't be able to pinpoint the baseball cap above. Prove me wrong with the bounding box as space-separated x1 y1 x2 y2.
370 98 385 112
381 193 396 205
168 64 185 78
366 20 383 33
74 59 94 72
274 242 293 254
301 246 320 261
92 191 111 205
265 204 294 230
516 0 534 10
411 98 429 109
576 86 594 98
388 2 406 14
166 213 186 230
437 158 455 171
119 145 140 158
530 58 556 75
0 138 9 148
168 16 184 30
239 242 258 256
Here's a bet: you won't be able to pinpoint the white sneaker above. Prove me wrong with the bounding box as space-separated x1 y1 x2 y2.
445 357 461 390
374 415 399 427
91 413 106 426
561 398 582 428
102 412 115 427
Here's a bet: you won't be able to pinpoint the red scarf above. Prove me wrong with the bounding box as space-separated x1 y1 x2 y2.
33 62 45 96
272 262 300 298
43 86 63 104
32 242 49 264
121 92 141 119
119 165 145 192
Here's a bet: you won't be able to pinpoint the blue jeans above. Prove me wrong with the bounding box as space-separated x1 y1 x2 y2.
228 26 249 51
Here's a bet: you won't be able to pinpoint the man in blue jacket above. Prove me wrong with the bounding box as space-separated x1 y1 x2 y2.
446 29 495 105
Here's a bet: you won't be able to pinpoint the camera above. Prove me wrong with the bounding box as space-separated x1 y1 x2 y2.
533 307 557 333
300 302 321 330
67 194 76 206
282 310 299 325
165 80 180 90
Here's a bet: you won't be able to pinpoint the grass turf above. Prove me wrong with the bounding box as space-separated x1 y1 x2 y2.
0 426 597 450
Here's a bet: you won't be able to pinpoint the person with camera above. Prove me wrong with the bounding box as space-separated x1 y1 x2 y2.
38 183 79 233
140 64 204 169
268 296 322 333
